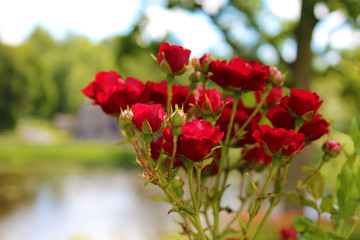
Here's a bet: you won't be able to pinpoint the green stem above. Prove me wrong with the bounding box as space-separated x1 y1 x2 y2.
346 217 360 239
196 166 202 205
188 162 207 240
132 138 153 178
246 166 276 233
162 185 195 216
168 135 178 176
166 74 174 114
252 203 276 240
213 91 241 237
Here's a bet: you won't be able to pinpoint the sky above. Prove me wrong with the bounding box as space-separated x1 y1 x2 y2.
0 0 359 59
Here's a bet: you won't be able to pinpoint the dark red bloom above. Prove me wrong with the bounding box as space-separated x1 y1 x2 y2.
141 82 195 112
208 57 270 91
158 42 191 74
267 96 296 130
253 125 306 157
281 228 297 240
287 88 323 120
141 80 168 106
82 71 144 115
243 146 272 167
162 120 224 162
132 104 166 134
172 84 195 112
195 88 223 114
298 114 330 142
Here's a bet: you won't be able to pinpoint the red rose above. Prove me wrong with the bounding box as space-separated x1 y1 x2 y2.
281 228 297 240
322 139 342 157
298 114 329 142
158 42 191 75
267 96 296 130
141 80 168 106
82 71 144 115
253 125 305 157
162 120 224 162
132 103 167 134
195 88 223 114
192 53 213 72
141 82 195 113
208 57 270 91
243 145 272 167
287 88 323 120
171 84 195 112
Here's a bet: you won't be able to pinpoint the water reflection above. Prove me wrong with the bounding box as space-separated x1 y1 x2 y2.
0 171 178 240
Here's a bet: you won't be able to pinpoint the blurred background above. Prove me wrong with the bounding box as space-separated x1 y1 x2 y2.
0 0 359 239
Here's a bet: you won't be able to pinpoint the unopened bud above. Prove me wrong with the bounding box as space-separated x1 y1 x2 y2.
269 67 286 87
188 70 201 83
119 110 133 128
322 140 342 159
170 105 187 127
191 53 213 72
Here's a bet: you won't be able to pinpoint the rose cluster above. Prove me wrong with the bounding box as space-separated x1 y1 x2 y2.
82 42 333 172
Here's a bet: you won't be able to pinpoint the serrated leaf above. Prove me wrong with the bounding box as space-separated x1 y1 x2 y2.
336 153 357 221
287 193 317 209
349 116 360 154
306 172 325 200
150 195 170 203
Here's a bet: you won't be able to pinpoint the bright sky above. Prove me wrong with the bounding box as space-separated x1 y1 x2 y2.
0 0 359 58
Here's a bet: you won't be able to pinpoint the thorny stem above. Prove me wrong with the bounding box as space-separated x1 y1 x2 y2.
188 163 207 240
132 138 153 178
168 135 178 176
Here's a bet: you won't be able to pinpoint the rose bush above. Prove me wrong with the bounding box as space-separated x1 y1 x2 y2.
82 42 359 240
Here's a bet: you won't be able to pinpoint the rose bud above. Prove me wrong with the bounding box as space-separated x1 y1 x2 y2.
192 53 213 72
269 66 286 87
170 105 187 127
188 70 201 83
157 42 191 75
280 228 297 240
195 88 223 115
287 88 323 121
252 125 306 159
132 103 167 135
322 139 342 158
119 109 133 128
208 57 270 91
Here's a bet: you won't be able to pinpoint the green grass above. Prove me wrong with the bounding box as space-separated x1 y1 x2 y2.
0 135 137 169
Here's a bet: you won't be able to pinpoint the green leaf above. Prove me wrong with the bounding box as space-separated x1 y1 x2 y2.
306 172 325 200
301 166 316 175
336 153 357 221
349 116 360 154
287 193 317 209
293 216 324 240
356 167 360 196
248 199 261 218
320 195 335 213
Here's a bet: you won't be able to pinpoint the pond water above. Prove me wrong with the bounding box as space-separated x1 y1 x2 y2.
0 170 179 240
